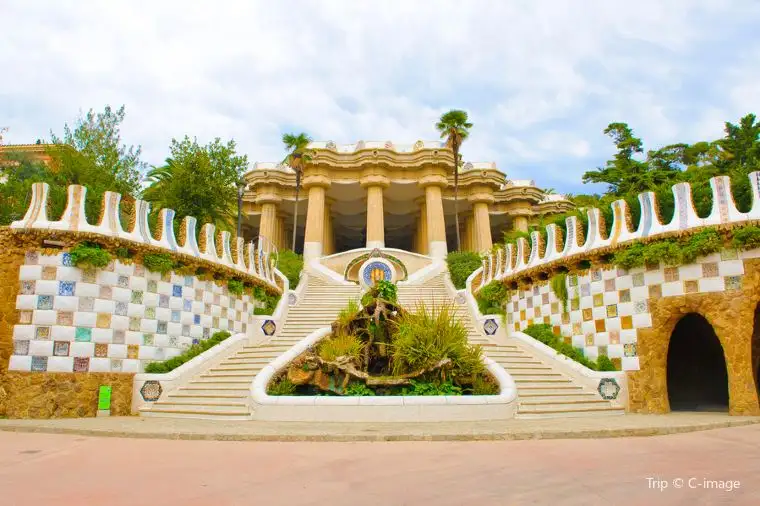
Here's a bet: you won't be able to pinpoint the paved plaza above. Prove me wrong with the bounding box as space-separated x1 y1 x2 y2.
1 423 758 505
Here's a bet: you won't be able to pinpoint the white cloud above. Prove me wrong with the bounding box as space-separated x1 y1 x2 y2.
1 0 759 194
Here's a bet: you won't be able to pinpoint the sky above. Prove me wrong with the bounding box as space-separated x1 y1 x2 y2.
2 0 759 195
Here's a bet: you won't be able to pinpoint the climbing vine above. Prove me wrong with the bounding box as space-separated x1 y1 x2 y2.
549 273 569 313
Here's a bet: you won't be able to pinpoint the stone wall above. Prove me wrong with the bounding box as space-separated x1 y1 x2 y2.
0 229 25 416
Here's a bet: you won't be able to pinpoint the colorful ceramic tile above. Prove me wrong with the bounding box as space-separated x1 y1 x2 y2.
616 267 628 276
595 319 606 332
571 298 580 311
182 325 190 337
25 252 39 265
127 344 139 359
649 284 662 298
100 286 112 299
621 316 633 330
202 327 210 338
118 275 129 288
73 357 90 372
18 310 33 324
94 343 108 357
261 319 276 336
159 295 169 308
572 322 581 335
161 271 171 282
146 307 156 319
619 289 631 303
684 280 699 293
221 307 228 318
129 317 140 331
134 264 145 277
57 311 73 326
212 316 220 328
591 269 602 282
585 333 594 346
702 262 719 278
157 321 167 334
35 326 51 340
131 290 144 304
147 280 158 293
720 249 739 261
581 284 591 297
542 293 549 304
597 345 608 357
605 279 616 292
213 294 221 305
569 275 578 287
42 266 57 280
526 297 533 309
61 252 72 267
195 289 203 301
582 308 592 321
184 276 193 287
193 314 201 324
609 330 621 344
82 269 97 283
725 275 743 291
192 338 200 345
79 297 94 312
111 358 123 371
533 286 540 296
172 285 183 297
14 340 30 355
37 295 53 310
183 299 192 311
550 302 559 314
115 301 128 316
31 356 48 372
632 273 645 287
58 281 75 296
204 304 211 315
520 309 526 321
75 327 92 342
634 300 648 314
561 312 570 324
143 333 154 346
645 261 659 271
171 310 180 323
534 307 541 318
664 267 679 282
21 281 36 295
606 304 618 318
593 294 604 307
113 330 125 344
624 343 637 357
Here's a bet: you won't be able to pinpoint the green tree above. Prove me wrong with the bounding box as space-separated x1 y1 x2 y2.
436 110 473 252
281 133 313 251
143 136 248 232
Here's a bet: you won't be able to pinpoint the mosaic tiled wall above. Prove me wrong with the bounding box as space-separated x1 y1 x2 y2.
506 249 755 371
9 252 258 374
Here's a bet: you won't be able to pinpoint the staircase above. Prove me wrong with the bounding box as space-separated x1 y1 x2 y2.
140 276 360 419
398 274 623 419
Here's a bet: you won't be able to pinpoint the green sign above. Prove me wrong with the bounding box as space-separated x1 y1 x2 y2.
98 386 112 411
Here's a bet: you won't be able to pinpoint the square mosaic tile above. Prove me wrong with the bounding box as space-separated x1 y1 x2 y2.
129 317 140 331
606 304 618 318
127 344 139 359
157 321 168 334
595 319 606 332
73 357 90 372
182 324 190 337
42 266 57 280
25 251 39 264
111 358 123 371
634 300 648 314
79 297 94 312
520 309 526 320
202 327 210 338
184 276 193 287
195 289 203 300
161 271 171 282
213 294 221 305
726 276 743 291
561 312 570 324
146 307 156 319
632 273 645 287
115 301 128 316
526 297 533 309
75 327 92 342
645 261 659 271
194 314 201 324
591 269 602 282
572 322 581 335
21 281 36 295
159 295 169 308
621 316 633 330
702 262 719 278
580 284 591 297
605 279 616 292
593 294 604 307
131 290 144 304
172 285 183 297
57 311 73 326
619 289 631 303
171 310 180 323
183 299 192 311
147 280 158 293
143 333 154 346
113 330 125 344
118 275 129 288
585 334 594 346
31 356 48 372
684 280 699 293
598 345 608 357
221 307 228 318
721 249 739 261
609 330 621 345
35 326 51 340
534 307 542 318
624 343 637 357
14 340 29 355
664 267 679 282
542 293 549 304
551 302 559 314
100 286 112 299
533 286 540 296
82 269 97 283
570 298 580 311
616 267 628 276
61 252 72 266
19 310 33 324
37 295 53 310
649 284 662 299
204 304 211 315
58 281 75 296
569 275 578 287
95 343 108 358
582 308 592 321
134 264 145 277
212 316 220 328
54 341 69 356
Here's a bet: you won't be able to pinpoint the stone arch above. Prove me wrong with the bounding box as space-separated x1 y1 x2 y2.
666 313 728 411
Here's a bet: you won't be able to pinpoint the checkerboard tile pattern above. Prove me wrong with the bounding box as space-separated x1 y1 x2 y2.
10 254 258 373
505 251 747 371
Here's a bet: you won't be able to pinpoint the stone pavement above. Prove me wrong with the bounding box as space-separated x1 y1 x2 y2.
0 412 759 441
1 424 759 505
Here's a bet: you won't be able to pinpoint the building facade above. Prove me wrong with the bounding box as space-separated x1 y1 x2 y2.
242 140 572 260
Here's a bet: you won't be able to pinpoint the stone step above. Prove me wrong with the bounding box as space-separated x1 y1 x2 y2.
199 371 258 378
191 377 253 385
502 365 555 372
174 387 250 396
517 405 624 418
141 404 250 417
225 356 278 363
152 399 248 407
515 384 584 392
512 378 573 385
209 364 267 372
517 393 601 402
518 399 611 410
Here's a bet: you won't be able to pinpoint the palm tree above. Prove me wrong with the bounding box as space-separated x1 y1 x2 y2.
282 133 313 252
436 110 473 252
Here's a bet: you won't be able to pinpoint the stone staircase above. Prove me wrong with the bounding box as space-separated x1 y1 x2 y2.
398 274 623 419
140 276 360 419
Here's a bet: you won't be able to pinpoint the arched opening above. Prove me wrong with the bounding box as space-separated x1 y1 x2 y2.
752 304 760 401
667 313 728 411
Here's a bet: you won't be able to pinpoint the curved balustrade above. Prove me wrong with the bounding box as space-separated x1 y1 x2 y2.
476 172 760 290
10 182 281 290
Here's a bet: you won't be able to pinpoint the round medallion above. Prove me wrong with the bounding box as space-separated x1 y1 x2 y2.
358 258 395 290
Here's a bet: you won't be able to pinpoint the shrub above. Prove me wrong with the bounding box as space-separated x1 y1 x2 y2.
522 324 617 371
69 242 112 269
374 279 397 303
115 247 133 260
550 273 569 312
253 286 280 315
318 333 364 362
612 242 646 269
144 331 231 373
277 249 304 288
227 278 244 296
596 355 617 372
267 376 296 396
476 281 509 315
470 375 499 395
391 302 483 377
446 251 483 289
401 379 462 396
732 225 760 250
344 382 375 396
681 228 722 263
142 252 175 274
336 299 360 329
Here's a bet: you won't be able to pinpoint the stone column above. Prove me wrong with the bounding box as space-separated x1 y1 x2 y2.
420 175 448 259
414 198 428 256
463 213 473 251
361 175 389 250
472 202 493 252
513 215 529 233
258 201 278 253
323 199 334 256
303 175 330 261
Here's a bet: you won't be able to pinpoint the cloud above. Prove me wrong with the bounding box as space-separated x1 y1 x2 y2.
1 0 759 195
